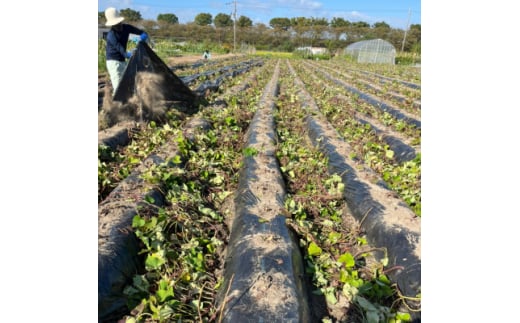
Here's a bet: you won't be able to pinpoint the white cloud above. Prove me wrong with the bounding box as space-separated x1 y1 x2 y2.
102 0 133 10
275 0 323 10
349 10 364 18
298 0 322 10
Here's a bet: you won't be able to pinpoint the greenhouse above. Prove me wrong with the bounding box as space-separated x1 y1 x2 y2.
344 39 396 64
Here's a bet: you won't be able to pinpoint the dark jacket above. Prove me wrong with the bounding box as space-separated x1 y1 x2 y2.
106 24 145 62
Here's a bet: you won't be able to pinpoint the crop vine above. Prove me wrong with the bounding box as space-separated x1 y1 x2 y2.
274 60 413 322
120 59 277 322
292 61 421 216
99 56 420 322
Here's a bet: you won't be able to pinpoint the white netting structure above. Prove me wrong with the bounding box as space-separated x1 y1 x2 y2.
344 39 396 64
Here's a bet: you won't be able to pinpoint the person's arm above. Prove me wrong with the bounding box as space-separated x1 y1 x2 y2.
106 31 127 60
126 25 148 41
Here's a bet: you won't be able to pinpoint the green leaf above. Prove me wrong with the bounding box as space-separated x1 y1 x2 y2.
328 231 342 244
356 296 377 312
324 288 337 305
158 304 174 320
158 279 169 290
396 312 411 320
243 147 258 157
321 219 334 227
199 206 221 220
381 257 389 266
386 149 395 159
224 116 235 126
157 289 173 303
356 237 367 245
122 285 139 297
132 275 149 292
366 310 380 323
342 283 358 300
378 274 391 285
145 252 166 270
148 296 158 315
150 215 159 227
338 252 355 268
217 190 232 201
171 155 182 165
339 269 349 283
210 174 224 185
199 206 214 215
308 242 322 256
128 156 141 164
132 215 145 228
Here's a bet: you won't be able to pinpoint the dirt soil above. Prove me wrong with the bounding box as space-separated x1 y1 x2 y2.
166 53 242 65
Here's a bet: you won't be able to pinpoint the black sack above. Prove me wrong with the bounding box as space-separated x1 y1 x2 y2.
113 41 197 112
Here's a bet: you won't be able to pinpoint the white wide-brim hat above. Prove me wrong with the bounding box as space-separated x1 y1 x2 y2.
105 7 125 26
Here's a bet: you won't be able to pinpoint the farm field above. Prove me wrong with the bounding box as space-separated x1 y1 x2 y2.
98 54 421 323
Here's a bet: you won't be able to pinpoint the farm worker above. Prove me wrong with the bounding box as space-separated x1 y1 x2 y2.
104 7 148 94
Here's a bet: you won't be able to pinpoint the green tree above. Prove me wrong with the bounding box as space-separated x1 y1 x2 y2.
373 21 390 29
120 8 142 22
330 17 350 45
405 24 421 52
348 21 371 42
386 29 406 51
330 17 350 28
96 11 419 58
290 17 310 27
372 21 391 39
309 17 328 26
409 24 421 43
238 15 252 28
195 13 212 26
214 13 233 27
352 21 370 28
98 11 105 25
269 17 291 30
157 13 178 24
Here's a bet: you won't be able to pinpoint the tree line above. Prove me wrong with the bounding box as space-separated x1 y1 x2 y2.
98 8 420 54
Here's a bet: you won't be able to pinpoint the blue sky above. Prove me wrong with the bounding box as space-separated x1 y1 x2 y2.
98 0 420 29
